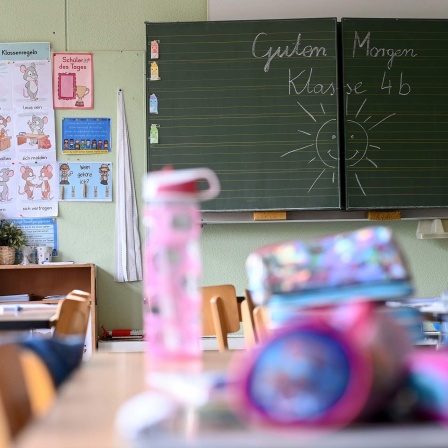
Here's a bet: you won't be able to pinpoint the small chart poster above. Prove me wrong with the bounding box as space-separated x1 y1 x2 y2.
61 117 111 154
59 162 112 202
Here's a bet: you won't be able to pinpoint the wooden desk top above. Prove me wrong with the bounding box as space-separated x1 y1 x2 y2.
14 351 448 448
15 351 233 448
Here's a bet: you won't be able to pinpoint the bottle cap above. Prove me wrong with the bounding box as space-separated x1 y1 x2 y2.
143 167 220 202
158 179 197 194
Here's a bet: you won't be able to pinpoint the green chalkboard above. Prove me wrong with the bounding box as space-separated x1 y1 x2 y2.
342 19 448 209
146 19 340 212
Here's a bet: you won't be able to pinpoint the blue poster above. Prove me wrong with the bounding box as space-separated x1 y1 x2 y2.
10 217 58 256
58 162 112 202
61 117 111 154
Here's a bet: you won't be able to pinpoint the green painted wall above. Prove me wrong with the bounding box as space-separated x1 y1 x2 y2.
2 0 447 338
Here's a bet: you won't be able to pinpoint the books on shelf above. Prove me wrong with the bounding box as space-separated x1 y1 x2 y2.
0 294 30 302
43 295 66 300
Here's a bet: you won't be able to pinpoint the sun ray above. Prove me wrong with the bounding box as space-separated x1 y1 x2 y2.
369 145 380 149
309 157 316 163
308 169 326 192
281 143 314 158
366 157 378 168
320 103 326 115
355 173 366 196
369 113 395 131
363 116 372 123
298 129 312 136
355 98 367 119
347 150 359 161
297 102 316 122
332 171 335 183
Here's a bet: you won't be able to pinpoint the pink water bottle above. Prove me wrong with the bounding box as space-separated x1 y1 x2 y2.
142 167 220 371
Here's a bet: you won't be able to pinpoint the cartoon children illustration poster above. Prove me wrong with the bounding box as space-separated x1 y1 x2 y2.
58 162 112 202
53 53 93 109
61 117 110 154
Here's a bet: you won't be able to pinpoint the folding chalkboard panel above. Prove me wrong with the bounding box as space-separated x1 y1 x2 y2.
146 19 340 211
342 18 448 209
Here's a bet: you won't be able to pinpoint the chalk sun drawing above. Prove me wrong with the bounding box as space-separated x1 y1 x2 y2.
281 99 395 195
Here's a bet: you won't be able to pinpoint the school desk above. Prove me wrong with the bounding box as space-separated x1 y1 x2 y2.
0 306 56 331
14 351 448 448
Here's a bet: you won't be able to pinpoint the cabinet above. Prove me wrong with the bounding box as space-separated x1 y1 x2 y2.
0 263 97 351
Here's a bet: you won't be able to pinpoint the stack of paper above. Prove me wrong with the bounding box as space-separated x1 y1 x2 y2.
0 294 30 302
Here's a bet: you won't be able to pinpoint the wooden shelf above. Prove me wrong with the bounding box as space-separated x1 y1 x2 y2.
0 263 96 350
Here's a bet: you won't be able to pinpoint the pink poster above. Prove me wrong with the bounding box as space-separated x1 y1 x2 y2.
52 53 93 109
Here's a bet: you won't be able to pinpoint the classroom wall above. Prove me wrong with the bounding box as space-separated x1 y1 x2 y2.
208 0 448 20
2 0 447 336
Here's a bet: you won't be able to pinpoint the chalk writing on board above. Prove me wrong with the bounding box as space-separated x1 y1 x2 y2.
380 71 411 95
252 33 328 72
351 32 418 70
289 68 336 96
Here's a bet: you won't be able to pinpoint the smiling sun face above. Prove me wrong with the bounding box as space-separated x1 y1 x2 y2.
345 120 368 167
282 99 394 196
316 118 338 168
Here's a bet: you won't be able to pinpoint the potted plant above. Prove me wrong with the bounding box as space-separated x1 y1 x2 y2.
0 220 26 265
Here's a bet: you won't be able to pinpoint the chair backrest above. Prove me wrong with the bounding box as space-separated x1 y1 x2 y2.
202 284 240 352
240 289 256 348
53 290 91 338
0 399 10 448
20 350 56 417
0 343 56 446
0 344 32 441
253 305 271 344
241 299 257 349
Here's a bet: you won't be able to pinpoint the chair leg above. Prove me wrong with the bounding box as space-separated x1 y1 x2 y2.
210 296 228 352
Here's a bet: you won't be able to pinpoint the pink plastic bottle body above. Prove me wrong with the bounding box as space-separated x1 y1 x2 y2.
144 199 202 363
142 167 220 373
